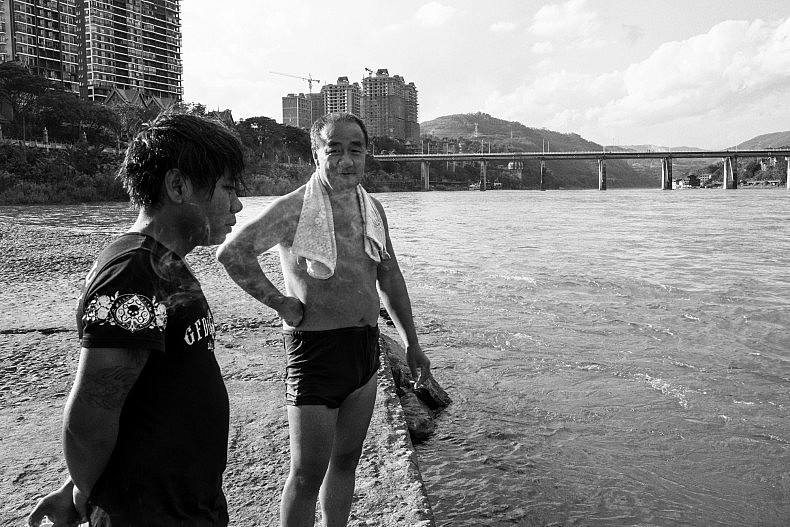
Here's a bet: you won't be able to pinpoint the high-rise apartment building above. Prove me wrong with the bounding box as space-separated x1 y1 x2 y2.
307 92 323 125
278 71 419 140
361 68 419 142
78 0 182 102
0 0 182 103
403 80 419 142
282 92 312 129
281 92 324 130
1 0 81 93
321 76 360 116
0 3 7 63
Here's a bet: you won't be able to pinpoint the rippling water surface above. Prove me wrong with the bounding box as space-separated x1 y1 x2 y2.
375 189 790 527
3 189 789 526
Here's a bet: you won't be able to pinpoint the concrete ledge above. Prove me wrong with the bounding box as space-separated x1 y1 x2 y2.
370 330 435 526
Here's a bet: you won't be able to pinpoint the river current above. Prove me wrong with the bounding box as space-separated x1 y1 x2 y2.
379 189 790 527
3 188 788 526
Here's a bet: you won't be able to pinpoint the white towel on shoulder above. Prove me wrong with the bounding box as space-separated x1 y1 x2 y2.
357 185 390 264
291 173 390 280
291 173 336 279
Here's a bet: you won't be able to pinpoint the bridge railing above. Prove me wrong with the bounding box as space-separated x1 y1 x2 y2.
373 149 790 162
373 149 790 191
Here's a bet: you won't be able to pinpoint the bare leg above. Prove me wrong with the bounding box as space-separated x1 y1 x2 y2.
319 375 377 527
280 405 338 527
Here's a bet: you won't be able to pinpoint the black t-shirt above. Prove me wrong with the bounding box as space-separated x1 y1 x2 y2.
77 233 230 526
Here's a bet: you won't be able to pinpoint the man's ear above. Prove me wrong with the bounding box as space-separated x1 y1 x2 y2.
163 169 193 204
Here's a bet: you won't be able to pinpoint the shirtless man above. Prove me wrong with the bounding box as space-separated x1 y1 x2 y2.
216 112 431 527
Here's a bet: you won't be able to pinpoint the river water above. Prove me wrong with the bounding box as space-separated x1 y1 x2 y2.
2 188 788 526
377 189 790 527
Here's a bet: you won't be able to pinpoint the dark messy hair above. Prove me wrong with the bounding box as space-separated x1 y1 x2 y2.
310 112 369 152
118 111 245 209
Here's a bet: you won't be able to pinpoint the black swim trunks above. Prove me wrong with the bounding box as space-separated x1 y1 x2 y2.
283 325 381 408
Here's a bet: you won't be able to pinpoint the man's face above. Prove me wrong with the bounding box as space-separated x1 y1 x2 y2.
313 121 366 192
188 169 243 246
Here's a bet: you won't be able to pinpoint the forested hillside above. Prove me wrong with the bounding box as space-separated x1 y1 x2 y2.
735 131 790 149
420 112 657 188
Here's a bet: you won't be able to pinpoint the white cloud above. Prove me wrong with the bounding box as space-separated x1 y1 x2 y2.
382 22 405 32
485 68 621 131
530 0 599 39
604 17 790 127
490 21 517 33
486 15 790 147
415 2 457 27
531 41 554 54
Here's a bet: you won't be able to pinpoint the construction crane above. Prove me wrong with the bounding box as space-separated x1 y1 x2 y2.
270 71 321 93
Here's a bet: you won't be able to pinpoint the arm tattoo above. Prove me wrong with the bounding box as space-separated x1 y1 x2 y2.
77 354 146 411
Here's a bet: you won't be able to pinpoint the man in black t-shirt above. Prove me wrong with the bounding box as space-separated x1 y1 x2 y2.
28 112 244 527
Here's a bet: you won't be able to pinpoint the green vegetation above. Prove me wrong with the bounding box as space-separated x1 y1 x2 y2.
0 63 416 204
687 158 787 187
0 62 121 147
735 131 790 150
0 143 126 204
2 64 786 203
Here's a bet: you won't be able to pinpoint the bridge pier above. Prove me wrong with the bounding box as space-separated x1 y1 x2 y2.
661 157 673 190
540 160 545 190
598 159 607 190
480 161 487 191
421 161 430 191
722 157 738 189
373 148 790 189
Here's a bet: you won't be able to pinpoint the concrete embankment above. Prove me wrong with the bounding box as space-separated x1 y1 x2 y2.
0 224 434 526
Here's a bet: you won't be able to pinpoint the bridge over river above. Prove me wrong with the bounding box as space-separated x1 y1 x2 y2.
373 149 790 191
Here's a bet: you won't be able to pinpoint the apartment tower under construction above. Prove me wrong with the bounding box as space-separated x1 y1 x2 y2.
279 69 420 142
361 68 418 142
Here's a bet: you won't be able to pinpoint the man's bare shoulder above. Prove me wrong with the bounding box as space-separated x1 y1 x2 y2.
220 185 307 254
253 185 305 224
272 185 305 209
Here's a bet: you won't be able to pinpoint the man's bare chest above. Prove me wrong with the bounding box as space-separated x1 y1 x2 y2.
332 207 367 259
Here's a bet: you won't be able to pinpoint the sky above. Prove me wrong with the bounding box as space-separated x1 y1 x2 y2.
181 0 790 149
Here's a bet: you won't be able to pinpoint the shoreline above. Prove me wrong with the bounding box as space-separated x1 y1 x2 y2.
0 224 434 526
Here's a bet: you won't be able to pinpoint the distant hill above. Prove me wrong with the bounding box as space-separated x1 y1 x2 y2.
609 144 712 178
614 134 790 178
734 131 790 149
419 113 788 188
614 144 707 152
420 112 655 188
421 112 600 152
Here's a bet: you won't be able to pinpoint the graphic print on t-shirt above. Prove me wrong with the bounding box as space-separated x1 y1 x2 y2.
184 309 215 351
83 291 168 333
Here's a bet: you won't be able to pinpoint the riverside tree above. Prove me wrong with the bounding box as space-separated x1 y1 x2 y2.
35 90 119 146
0 61 52 140
0 62 120 146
